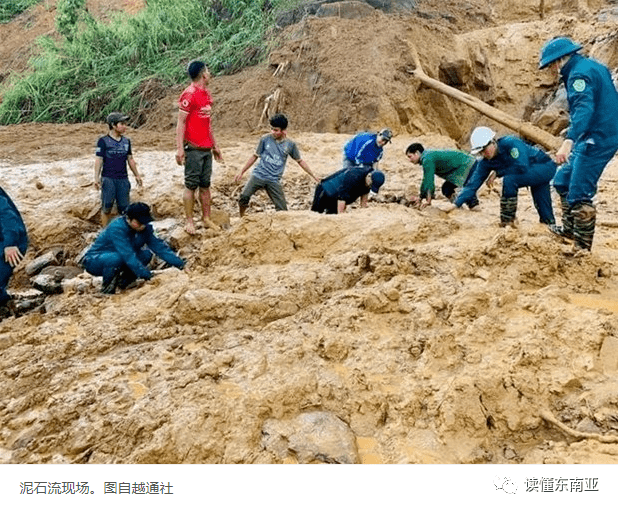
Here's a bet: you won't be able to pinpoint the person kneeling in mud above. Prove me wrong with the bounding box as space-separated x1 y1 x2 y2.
444 127 557 226
405 142 479 209
0 185 28 318
311 167 385 214
81 202 186 294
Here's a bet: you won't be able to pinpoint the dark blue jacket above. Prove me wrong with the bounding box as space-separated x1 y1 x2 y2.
475 136 552 178
0 186 28 252
343 133 383 166
455 136 553 207
321 167 372 204
83 217 184 280
561 53 618 146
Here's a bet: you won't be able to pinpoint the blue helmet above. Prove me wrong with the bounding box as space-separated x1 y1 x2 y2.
539 37 582 69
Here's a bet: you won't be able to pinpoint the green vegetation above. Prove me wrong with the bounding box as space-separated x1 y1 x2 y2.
0 0 304 124
0 0 42 24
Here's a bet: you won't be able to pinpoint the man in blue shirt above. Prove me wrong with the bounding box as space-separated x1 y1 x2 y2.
0 185 28 317
539 37 618 252
343 128 392 169
95 112 143 226
81 202 185 294
234 114 319 216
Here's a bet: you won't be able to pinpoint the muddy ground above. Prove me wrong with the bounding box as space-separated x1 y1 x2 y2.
3 0 618 464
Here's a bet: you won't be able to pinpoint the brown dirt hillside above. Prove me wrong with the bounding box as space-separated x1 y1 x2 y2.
3 0 618 465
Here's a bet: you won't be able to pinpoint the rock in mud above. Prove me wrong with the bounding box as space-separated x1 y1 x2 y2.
25 248 63 276
262 411 359 463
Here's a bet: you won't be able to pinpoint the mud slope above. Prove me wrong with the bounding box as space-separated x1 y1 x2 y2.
2 128 618 463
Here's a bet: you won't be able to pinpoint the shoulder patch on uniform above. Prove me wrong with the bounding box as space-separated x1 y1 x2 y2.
510 147 520 159
573 79 586 93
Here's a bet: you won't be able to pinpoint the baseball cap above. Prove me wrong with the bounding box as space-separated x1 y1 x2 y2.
126 202 154 225
106 112 129 126
378 129 392 143
370 171 385 193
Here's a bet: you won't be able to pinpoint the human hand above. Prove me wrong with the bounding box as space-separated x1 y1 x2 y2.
175 149 185 166
408 196 420 208
234 172 244 184
136 175 143 187
4 246 24 268
94 180 101 190
213 147 223 162
555 140 572 164
486 171 496 189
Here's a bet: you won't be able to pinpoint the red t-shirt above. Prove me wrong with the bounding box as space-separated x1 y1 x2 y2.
178 83 214 149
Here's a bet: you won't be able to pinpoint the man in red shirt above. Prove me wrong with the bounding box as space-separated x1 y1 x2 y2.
175 60 223 234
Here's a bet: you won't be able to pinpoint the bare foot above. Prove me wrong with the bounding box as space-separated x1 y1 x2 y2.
203 217 221 231
185 219 196 235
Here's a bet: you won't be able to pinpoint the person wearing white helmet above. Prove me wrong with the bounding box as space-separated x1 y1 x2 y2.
539 36 618 252
449 127 557 227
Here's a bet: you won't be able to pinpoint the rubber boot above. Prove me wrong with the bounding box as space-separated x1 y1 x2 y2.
117 268 138 290
550 193 574 239
499 196 518 227
572 202 596 251
101 271 120 295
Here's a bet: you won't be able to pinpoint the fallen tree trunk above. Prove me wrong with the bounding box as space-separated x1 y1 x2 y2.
407 57 562 152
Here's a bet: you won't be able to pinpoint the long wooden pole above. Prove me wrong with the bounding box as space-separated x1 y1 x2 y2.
407 61 562 152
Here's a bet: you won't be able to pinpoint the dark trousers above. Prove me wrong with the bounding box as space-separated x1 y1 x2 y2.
311 183 338 214
502 161 556 224
83 248 152 286
0 239 27 304
553 139 618 207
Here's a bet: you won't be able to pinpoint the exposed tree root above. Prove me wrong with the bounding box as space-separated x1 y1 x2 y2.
540 410 618 443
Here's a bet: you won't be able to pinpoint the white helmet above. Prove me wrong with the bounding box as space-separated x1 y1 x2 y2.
470 126 496 154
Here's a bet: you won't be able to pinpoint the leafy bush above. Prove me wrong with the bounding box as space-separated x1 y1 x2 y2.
0 0 305 124
0 0 42 24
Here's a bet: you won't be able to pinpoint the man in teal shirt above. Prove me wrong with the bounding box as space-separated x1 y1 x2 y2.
405 143 479 209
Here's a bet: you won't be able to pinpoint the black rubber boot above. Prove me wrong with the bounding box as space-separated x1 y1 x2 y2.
551 193 574 239
117 269 138 290
572 202 596 251
499 196 518 226
101 272 120 295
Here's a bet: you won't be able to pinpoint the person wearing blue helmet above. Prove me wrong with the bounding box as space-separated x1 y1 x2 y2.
539 36 618 253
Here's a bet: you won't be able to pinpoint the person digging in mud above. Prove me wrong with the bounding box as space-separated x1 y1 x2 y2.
405 142 479 209
0 185 28 319
175 60 223 234
94 112 143 227
311 167 385 214
234 113 319 217
443 127 557 227
342 128 392 170
80 202 185 295
539 36 618 253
